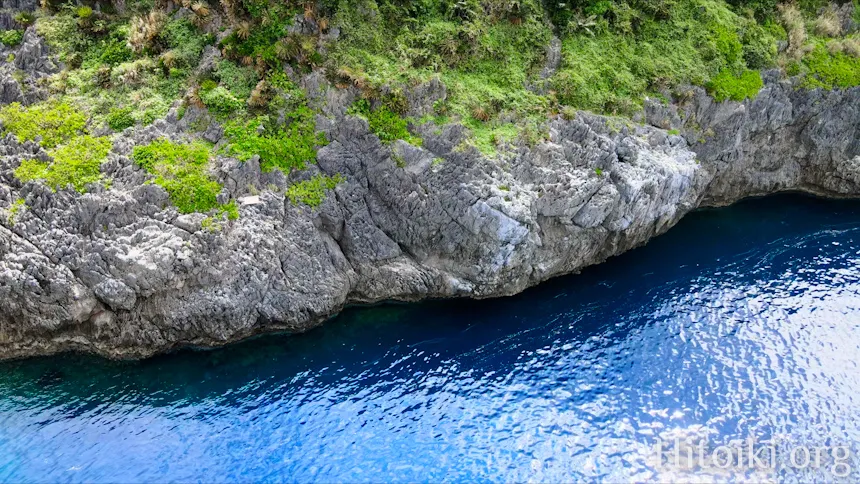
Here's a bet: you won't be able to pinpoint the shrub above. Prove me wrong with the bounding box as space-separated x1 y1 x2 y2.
741 24 779 69
200 85 244 114
0 30 23 47
224 106 327 173
710 23 744 66
107 106 136 131
214 60 258 100
76 6 94 19
98 37 133 65
132 138 225 214
286 174 344 207
15 135 112 192
801 44 860 89
13 11 35 27
348 99 420 145
158 18 212 70
0 102 87 148
6 198 25 225
707 68 764 102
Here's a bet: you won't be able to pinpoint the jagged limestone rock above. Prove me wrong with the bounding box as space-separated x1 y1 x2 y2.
0 53 858 360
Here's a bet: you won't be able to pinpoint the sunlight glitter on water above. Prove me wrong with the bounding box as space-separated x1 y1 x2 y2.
0 195 859 483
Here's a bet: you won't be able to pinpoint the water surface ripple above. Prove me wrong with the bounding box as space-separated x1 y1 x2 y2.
1 195 859 482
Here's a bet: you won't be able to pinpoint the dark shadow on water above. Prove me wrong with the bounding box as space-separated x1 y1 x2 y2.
2 193 859 408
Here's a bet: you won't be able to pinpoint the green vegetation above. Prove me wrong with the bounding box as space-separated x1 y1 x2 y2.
348 99 420 145
224 107 327 173
16 135 112 192
775 3 860 90
132 138 228 214
107 106 136 131
0 102 111 193
36 7 214 130
221 76 328 173
708 68 765 101
200 84 245 114
13 11 35 27
550 0 778 113
327 0 551 154
5 0 855 203
319 0 802 153
213 60 258 100
0 102 86 148
286 174 344 207
800 43 860 89
0 30 23 47
6 198 26 225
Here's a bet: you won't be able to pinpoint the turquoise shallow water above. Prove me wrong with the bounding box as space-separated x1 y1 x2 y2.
1 194 860 482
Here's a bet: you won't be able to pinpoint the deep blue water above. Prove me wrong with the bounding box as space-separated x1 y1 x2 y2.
1 194 860 482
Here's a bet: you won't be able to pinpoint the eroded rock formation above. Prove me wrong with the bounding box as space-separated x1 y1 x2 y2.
0 30 858 360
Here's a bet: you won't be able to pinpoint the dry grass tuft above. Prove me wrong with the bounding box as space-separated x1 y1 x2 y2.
128 10 167 54
813 7 842 37
779 3 807 60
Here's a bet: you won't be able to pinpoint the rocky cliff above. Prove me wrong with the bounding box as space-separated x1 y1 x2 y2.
0 25 858 360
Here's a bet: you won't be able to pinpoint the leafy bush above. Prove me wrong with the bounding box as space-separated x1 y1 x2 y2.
158 18 213 70
707 68 764 101
0 102 87 148
15 135 112 192
107 106 136 131
710 23 743 66
214 60 258 100
200 85 245 114
286 174 344 207
348 99 420 145
6 198 25 225
0 30 23 47
13 11 35 27
741 23 779 69
76 6 94 19
801 44 860 89
224 106 327 173
97 36 133 66
132 138 225 214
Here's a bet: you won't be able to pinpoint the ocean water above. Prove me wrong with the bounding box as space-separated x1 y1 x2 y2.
1 194 859 482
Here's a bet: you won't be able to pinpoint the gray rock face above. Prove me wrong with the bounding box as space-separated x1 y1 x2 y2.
0 73 858 359
0 27 59 106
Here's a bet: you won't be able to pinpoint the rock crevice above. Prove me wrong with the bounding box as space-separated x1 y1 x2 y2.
0 71 858 359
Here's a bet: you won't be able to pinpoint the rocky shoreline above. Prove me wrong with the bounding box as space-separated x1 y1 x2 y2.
0 24 858 360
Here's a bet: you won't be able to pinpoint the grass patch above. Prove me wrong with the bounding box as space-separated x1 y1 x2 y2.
286 174 344 207
132 138 228 214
